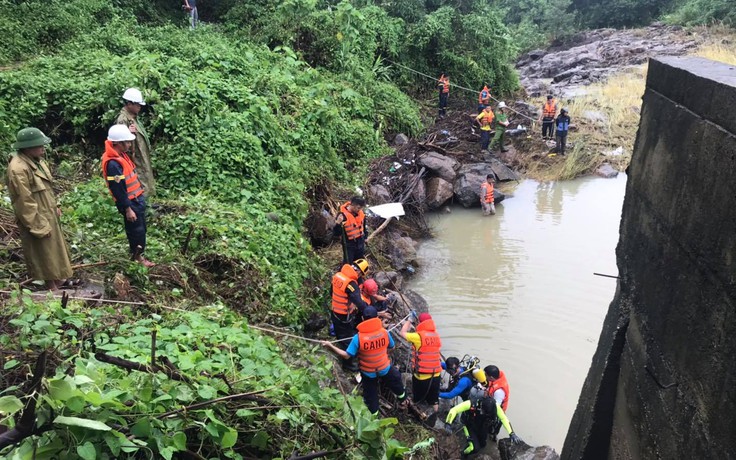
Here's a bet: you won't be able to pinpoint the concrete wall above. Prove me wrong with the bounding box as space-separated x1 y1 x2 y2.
562 56 736 459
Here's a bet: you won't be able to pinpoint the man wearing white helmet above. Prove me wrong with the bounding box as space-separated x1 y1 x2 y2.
116 88 155 195
102 124 155 267
489 101 510 153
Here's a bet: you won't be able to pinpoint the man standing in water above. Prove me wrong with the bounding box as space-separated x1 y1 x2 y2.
480 174 496 216
6 127 74 291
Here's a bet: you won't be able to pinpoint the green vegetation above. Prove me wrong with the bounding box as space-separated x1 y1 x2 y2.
572 0 735 29
0 0 447 458
0 293 425 459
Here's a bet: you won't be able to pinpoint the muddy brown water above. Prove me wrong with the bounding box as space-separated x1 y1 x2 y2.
408 175 627 451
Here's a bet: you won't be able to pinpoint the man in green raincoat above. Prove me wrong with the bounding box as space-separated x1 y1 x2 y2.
116 87 155 196
6 127 74 291
490 101 510 153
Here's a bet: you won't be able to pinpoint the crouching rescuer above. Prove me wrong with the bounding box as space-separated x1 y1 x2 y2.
322 307 408 415
330 259 372 371
445 376 522 457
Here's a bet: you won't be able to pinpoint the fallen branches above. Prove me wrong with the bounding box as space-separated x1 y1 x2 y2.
156 389 272 418
94 351 192 383
0 351 49 450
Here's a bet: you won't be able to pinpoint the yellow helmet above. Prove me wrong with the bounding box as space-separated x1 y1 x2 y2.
472 368 487 385
353 258 370 275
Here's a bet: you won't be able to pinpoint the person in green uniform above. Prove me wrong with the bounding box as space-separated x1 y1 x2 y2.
6 128 74 291
490 101 510 153
116 88 155 196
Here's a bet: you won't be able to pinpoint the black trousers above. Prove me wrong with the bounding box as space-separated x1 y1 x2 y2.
343 238 365 264
439 92 448 116
542 119 555 138
412 375 440 405
480 130 491 151
331 311 358 368
556 132 568 155
362 365 406 414
121 196 147 256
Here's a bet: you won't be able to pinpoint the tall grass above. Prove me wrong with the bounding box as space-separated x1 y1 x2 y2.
522 26 736 181
693 41 736 65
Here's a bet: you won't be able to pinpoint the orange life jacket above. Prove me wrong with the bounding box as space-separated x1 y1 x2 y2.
412 319 442 375
543 100 557 118
357 318 391 373
487 370 510 412
478 86 491 104
339 202 365 241
478 110 495 130
101 140 144 202
331 264 360 315
481 182 494 204
438 75 450 94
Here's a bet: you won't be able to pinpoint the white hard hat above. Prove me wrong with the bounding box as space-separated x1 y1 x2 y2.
107 124 136 142
122 87 146 105
497 101 507 109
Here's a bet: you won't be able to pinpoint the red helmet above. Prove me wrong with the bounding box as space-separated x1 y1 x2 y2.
363 279 379 296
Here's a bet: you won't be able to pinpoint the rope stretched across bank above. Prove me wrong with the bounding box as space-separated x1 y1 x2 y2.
248 312 415 345
383 57 537 124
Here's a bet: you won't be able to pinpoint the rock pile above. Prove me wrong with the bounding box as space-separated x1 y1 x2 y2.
517 24 699 97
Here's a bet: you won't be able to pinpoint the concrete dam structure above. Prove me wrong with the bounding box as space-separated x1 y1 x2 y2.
562 56 736 459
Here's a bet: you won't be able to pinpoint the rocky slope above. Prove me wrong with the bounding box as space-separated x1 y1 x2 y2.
517 23 701 97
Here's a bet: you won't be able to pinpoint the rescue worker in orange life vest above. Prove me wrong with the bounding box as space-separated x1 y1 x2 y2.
480 174 496 216
438 72 450 118
475 105 495 152
539 94 558 140
445 377 523 458
484 364 511 441
334 196 367 265
102 125 155 267
330 259 372 371
478 84 492 111
400 312 442 412
321 306 408 414
360 278 396 321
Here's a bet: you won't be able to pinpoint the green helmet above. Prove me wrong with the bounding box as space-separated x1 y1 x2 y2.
12 127 51 150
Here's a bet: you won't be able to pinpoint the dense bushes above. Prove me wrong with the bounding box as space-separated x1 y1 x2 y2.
0 8 423 322
222 0 520 94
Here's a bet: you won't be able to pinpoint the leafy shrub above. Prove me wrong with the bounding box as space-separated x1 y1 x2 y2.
0 294 401 459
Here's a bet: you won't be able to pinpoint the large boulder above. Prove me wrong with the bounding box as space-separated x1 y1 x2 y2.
418 151 460 182
368 184 392 204
374 271 402 290
305 209 335 247
411 175 427 210
595 163 619 178
393 133 410 146
425 177 454 209
389 235 418 269
454 163 506 208
499 438 559 460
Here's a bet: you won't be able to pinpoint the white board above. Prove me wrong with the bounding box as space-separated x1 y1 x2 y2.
367 202 405 219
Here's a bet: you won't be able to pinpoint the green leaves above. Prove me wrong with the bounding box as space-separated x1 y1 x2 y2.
0 395 23 416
